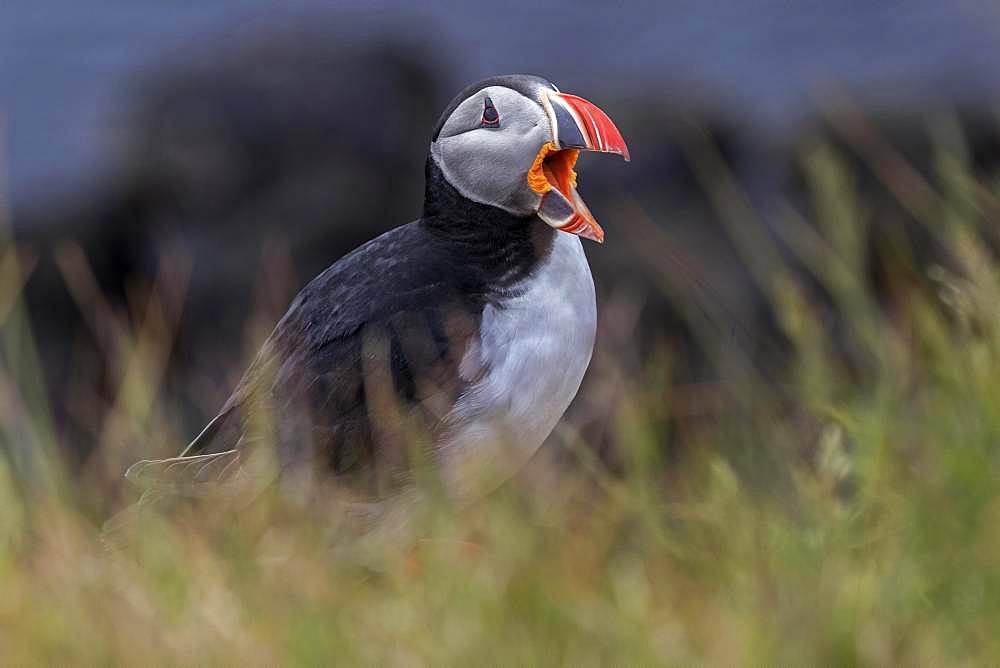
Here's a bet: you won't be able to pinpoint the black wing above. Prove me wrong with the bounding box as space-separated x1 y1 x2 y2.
127 221 482 497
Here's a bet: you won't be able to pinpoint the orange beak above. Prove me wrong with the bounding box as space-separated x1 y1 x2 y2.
530 91 630 243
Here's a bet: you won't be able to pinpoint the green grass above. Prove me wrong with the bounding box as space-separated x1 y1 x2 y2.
3 132 1000 665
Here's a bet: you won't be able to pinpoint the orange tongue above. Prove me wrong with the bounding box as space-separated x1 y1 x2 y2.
527 142 579 196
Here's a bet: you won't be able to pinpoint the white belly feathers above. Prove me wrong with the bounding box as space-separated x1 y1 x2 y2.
439 231 597 500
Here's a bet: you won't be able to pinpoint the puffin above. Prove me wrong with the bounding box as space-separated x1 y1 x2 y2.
125 74 629 512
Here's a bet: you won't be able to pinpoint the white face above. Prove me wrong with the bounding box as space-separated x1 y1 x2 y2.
430 85 551 216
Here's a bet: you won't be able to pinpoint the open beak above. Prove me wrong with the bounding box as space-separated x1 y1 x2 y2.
528 91 630 243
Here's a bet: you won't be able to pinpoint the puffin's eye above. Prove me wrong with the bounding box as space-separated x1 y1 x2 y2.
481 96 500 128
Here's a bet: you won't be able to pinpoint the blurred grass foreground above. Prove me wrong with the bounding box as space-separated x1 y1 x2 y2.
4 118 1000 664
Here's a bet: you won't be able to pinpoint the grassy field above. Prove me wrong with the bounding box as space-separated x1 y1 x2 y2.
3 132 1000 665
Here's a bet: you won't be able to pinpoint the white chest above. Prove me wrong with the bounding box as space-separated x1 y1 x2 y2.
440 232 597 498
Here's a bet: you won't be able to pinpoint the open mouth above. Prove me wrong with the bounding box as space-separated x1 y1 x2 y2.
528 142 579 200
528 142 604 243
527 90 628 244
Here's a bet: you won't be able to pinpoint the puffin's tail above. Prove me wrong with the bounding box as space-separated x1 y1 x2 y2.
100 449 247 550
123 449 245 495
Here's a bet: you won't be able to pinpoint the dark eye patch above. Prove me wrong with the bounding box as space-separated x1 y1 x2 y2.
481 96 500 128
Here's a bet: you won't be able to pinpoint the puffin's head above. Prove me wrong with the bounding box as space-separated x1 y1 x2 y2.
430 74 629 243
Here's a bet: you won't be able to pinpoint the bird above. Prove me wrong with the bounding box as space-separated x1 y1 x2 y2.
123 74 629 516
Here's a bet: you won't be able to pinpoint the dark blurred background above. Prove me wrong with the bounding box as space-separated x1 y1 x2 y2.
4 1 1000 465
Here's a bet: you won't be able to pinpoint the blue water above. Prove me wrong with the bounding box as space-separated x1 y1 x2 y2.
3 0 1000 210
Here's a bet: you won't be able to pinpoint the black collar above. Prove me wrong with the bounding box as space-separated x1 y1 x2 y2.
420 157 554 293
